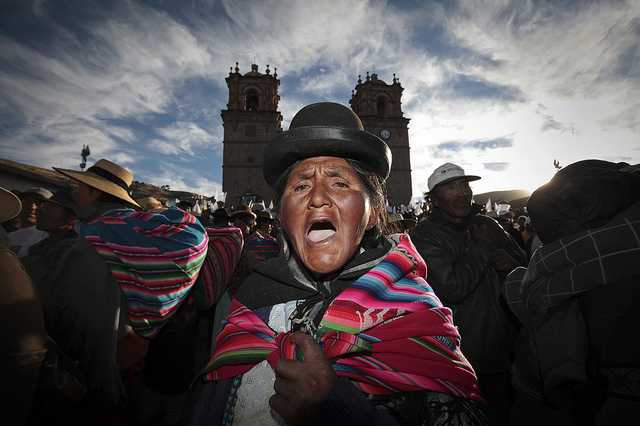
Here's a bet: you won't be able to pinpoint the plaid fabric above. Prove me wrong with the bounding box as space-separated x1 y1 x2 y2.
77 206 209 338
190 227 243 310
200 235 484 403
503 201 640 322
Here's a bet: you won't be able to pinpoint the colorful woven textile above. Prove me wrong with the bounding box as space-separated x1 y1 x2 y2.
244 232 279 261
77 206 208 338
201 235 484 403
190 227 244 310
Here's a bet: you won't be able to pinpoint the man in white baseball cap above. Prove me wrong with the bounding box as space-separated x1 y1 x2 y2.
410 163 526 422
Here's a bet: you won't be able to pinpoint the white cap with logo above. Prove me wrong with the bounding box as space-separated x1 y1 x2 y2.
427 163 481 192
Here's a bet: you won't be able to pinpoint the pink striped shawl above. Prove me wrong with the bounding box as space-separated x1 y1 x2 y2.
200 234 484 403
77 207 209 338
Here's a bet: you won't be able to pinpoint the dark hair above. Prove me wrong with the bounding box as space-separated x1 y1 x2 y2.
272 158 389 248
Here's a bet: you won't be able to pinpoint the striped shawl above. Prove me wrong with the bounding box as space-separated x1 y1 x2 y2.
77 206 208 338
200 234 484 403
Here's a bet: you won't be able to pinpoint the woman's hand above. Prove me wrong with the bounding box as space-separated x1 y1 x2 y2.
269 331 338 425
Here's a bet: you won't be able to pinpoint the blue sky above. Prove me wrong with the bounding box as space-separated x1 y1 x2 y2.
1 0 638 202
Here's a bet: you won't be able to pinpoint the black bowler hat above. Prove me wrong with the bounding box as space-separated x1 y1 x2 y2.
262 102 392 189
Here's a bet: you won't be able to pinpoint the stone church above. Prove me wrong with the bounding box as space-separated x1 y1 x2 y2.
222 63 412 207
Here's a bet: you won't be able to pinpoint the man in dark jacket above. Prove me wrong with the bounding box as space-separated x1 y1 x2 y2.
410 163 526 421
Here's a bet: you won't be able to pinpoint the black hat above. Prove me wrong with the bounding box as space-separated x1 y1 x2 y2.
212 207 232 221
46 187 76 211
177 200 193 209
262 102 392 189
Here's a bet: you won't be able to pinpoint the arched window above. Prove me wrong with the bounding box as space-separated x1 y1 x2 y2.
376 94 390 117
245 89 259 111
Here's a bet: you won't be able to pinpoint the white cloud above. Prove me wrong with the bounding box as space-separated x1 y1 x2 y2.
1 0 638 201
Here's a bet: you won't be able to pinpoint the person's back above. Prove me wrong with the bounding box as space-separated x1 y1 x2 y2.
504 160 640 424
45 159 210 423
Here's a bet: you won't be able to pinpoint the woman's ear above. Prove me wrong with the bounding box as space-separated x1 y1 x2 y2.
366 204 382 230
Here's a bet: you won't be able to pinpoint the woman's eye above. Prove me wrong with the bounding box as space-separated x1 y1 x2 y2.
293 184 308 192
334 181 348 188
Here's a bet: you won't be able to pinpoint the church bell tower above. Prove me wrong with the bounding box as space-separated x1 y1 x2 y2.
350 72 412 206
222 62 282 206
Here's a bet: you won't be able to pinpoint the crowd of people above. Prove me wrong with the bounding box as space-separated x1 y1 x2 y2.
1 102 639 425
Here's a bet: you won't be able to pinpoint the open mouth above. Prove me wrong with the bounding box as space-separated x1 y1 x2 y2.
307 220 336 242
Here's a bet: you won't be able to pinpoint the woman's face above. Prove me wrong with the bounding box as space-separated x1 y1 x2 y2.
280 156 378 278
73 183 101 206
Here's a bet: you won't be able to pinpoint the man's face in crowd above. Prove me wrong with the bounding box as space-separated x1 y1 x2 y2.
233 217 252 238
36 201 74 233
19 195 44 227
430 178 473 224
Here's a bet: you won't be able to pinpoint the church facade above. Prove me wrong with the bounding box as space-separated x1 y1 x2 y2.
222 64 412 207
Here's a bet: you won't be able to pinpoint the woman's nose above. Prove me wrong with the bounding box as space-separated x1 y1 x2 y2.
308 182 331 208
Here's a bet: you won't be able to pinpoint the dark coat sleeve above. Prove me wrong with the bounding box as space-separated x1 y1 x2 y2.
410 218 496 305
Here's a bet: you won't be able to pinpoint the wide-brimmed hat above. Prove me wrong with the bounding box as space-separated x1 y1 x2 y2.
0 187 21 223
230 204 256 221
54 159 140 208
46 187 77 212
262 102 392 188
427 163 480 193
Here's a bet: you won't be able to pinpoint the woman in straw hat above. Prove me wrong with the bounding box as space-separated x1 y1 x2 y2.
0 187 48 424
45 159 210 419
193 103 497 425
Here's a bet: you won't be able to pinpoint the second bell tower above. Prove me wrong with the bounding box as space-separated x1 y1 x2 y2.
222 62 282 206
350 72 412 206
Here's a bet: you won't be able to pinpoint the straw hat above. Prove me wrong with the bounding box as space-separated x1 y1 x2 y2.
54 159 140 208
136 196 163 211
262 102 392 188
0 187 21 223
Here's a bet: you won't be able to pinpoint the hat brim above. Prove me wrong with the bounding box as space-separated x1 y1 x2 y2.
262 126 392 189
0 187 21 223
428 175 481 193
230 211 257 221
401 219 417 229
53 167 141 208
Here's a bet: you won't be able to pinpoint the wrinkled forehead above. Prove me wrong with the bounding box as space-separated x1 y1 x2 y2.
288 156 355 179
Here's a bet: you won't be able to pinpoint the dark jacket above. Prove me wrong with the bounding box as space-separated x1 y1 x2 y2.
410 204 526 374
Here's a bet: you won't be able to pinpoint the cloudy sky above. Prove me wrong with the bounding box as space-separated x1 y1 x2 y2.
1 0 638 202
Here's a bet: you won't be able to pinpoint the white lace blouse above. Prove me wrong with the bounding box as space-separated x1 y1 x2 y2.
232 300 298 425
